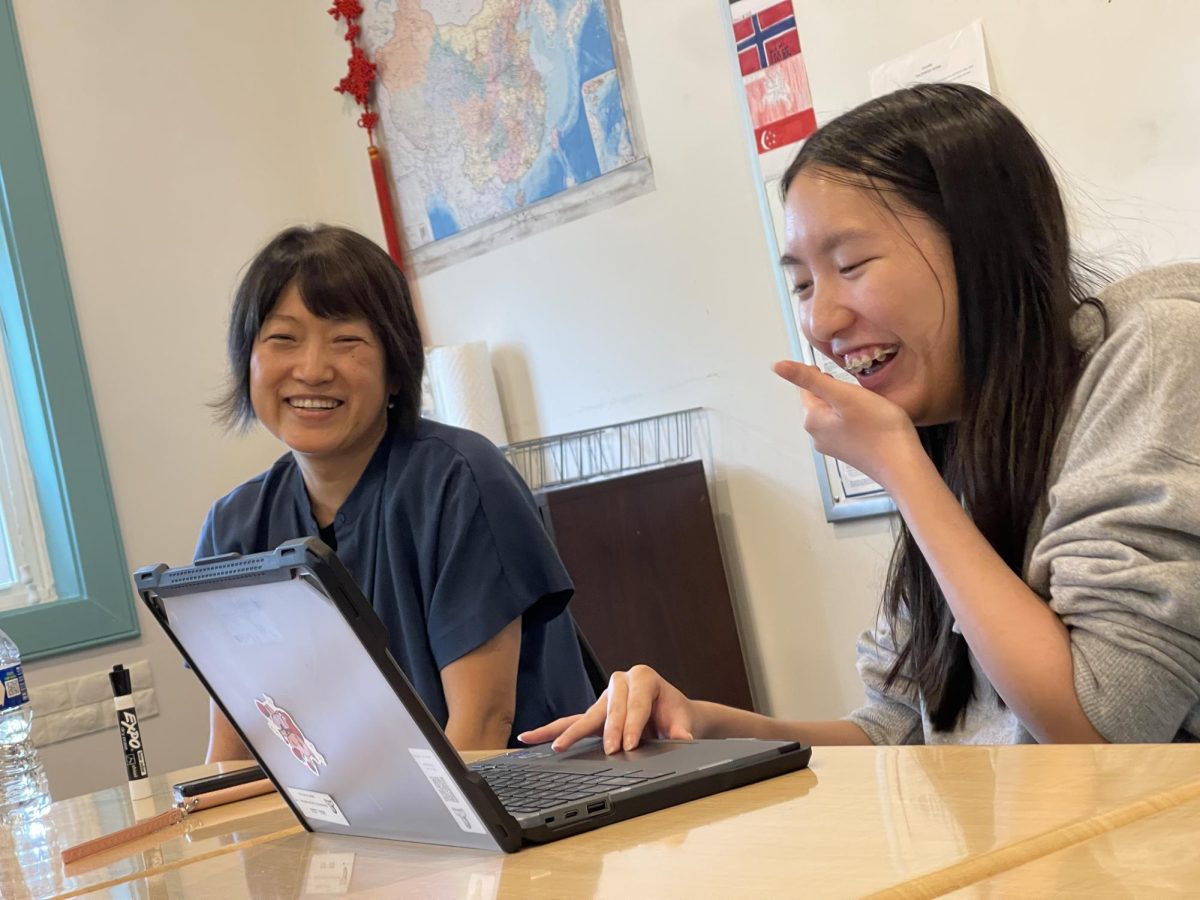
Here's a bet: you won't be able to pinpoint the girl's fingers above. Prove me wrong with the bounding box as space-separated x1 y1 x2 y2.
516 714 583 745
772 359 818 387
602 673 631 755
775 359 854 406
665 721 694 741
622 666 663 751
551 704 608 751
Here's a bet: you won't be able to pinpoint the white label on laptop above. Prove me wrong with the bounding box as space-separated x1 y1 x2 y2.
286 787 350 826
408 748 486 834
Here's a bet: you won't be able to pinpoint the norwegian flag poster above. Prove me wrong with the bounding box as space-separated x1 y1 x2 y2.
729 0 816 156
733 0 800 76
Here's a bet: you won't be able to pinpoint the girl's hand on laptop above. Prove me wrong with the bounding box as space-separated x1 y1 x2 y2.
517 665 698 754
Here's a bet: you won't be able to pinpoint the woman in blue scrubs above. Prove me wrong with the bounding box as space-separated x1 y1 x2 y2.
201 225 594 758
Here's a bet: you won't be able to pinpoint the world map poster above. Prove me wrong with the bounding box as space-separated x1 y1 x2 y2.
359 0 652 273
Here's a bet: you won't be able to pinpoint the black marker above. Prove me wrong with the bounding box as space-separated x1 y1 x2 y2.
110 664 151 800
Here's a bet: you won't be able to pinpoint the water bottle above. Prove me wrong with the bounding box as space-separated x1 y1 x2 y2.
0 626 51 822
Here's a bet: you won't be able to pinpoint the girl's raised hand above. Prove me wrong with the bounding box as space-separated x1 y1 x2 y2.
773 360 920 490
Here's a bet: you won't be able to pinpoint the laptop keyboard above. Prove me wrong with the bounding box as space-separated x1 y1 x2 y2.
470 763 670 816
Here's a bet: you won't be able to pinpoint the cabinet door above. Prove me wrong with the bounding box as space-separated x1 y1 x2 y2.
542 461 755 711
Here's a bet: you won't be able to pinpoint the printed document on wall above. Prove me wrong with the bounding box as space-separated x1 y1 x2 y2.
869 21 991 98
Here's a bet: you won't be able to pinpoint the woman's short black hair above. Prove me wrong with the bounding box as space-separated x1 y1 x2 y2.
216 224 424 432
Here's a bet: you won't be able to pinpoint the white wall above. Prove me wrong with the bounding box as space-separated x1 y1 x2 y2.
14 1 1200 799
14 0 320 799
790 1 1200 268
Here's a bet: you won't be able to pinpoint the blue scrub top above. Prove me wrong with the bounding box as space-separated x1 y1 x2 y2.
196 417 596 745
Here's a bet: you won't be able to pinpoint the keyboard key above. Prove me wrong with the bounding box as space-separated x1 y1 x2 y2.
481 764 633 813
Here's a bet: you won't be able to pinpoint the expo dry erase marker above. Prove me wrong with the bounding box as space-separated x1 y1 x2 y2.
110 664 151 800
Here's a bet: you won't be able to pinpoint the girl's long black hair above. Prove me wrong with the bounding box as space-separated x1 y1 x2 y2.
782 84 1103 729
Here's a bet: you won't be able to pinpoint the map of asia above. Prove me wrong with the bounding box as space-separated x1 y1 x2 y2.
360 0 650 270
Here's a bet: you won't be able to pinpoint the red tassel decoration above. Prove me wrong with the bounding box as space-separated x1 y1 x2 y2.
330 2 404 270
369 145 404 264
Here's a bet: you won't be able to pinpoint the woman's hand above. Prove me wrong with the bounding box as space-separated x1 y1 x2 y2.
773 360 922 491
516 665 697 754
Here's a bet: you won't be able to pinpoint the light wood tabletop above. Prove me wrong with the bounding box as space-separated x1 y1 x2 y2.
0 760 295 899
943 795 1200 898
8 744 1200 898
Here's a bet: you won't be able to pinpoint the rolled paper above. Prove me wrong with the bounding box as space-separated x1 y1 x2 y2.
425 342 509 447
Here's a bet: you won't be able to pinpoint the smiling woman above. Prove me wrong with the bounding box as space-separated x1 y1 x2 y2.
199 225 596 761
780 172 962 427
521 84 1200 755
247 285 394 522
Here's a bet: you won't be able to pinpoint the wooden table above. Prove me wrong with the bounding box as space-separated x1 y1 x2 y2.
0 760 295 899
943 796 1200 898
9 745 1200 899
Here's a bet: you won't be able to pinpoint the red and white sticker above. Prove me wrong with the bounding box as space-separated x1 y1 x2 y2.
408 748 486 834
255 694 327 776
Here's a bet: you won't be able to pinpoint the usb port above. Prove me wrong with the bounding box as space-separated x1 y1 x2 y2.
564 810 578 819
587 801 606 814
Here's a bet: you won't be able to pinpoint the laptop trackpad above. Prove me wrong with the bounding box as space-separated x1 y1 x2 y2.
538 738 690 775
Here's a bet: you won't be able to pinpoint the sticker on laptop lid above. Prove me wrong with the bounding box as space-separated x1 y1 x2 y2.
287 787 350 827
256 694 327 776
408 748 486 834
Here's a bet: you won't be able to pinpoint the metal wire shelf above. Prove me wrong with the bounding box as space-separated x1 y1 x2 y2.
504 408 708 493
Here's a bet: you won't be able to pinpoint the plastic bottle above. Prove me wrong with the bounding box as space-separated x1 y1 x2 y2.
0 625 51 823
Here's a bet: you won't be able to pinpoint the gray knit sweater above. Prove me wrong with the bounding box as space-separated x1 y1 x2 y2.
847 263 1200 744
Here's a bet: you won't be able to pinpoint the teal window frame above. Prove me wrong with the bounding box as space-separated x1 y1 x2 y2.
0 1 137 658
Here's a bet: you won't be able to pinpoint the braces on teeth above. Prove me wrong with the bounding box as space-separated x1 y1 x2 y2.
843 347 897 375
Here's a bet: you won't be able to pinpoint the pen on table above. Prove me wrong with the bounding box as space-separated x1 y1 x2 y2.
61 776 276 865
109 664 151 802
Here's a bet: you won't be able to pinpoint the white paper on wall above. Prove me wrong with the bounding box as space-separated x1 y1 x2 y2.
869 20 992 98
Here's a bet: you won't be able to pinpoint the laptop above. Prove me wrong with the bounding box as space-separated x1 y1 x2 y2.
135 537 811 852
